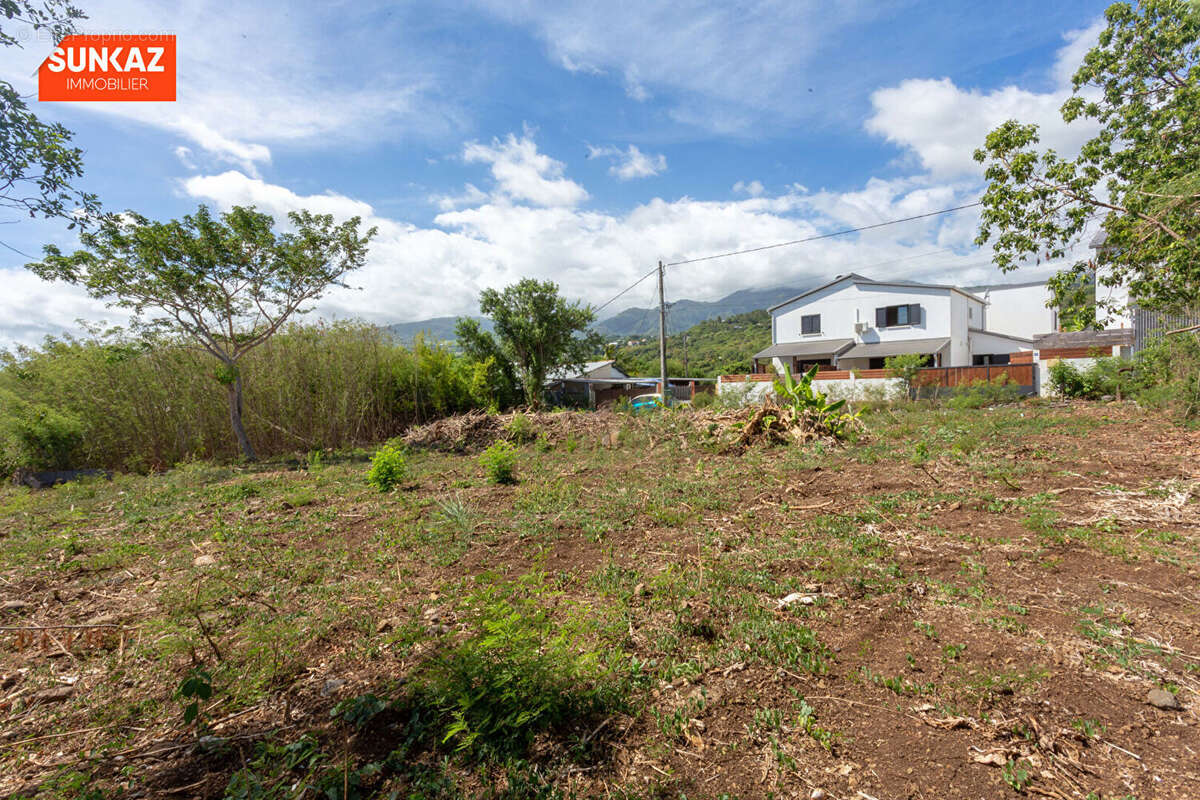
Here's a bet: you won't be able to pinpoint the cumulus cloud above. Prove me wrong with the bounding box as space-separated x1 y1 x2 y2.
168 134 1033 338
587 145 667 180
733 180 764 197
865 17 1106 177
463 133 589 207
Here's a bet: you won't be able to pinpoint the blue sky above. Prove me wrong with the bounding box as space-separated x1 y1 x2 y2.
1 0 1112 345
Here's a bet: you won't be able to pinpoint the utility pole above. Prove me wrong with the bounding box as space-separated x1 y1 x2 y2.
657 259 670 406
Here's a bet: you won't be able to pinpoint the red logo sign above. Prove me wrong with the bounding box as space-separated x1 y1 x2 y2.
39 34 176 101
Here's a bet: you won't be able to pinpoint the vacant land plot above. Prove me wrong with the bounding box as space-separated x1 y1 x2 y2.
1 402 1198 799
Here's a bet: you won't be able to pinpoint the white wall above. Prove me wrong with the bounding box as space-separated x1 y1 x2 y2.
948 293 982 367
976 283 1057 338
773 280 953 346
969 330 1034 358
716 375 905 404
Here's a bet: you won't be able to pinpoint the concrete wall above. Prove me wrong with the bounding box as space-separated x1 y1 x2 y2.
716 374 905 404
976 282 1057 338
969 330 1034 359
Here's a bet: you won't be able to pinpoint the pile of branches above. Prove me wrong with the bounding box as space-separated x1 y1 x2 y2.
402 409 612 452
704 402 865 451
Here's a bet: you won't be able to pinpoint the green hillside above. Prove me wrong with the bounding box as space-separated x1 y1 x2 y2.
612 309 770 378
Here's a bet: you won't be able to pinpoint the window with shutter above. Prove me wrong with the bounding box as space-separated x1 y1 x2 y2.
875 304 921 328
801 314 820 335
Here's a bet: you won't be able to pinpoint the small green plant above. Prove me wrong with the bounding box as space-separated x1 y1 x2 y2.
1071 718 1105 739
565 433 580 453
367 442 408 492
1002 758 1033 792
506 412 536 443
942 643 967 661
772 364 863 441
535 432 553 452
433 494 476 535
479 440 518 485
331 693 389 729
177 666 213 728
947 375 1023 409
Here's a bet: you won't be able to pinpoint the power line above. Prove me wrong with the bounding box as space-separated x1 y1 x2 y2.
593 201 983 319
594 264 659 315
664 202 982 267
0 239 38 260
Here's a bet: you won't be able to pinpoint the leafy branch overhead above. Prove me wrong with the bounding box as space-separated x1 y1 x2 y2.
0 0 98 224
975 0 1200 316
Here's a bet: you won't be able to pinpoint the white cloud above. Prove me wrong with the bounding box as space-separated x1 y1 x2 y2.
733 180 764 197
430 183 489 211
168 134 1031 336
169 119 272 176
587 145 667 180
463 133 588 207
0 0 458 173
865 17 1106 177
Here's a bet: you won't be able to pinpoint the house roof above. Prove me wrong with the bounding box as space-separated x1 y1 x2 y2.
768 274 986 313
1032 329 1133 349
546 359 625 382
753 338 855 360
964 278 1051 292
840 337 951 360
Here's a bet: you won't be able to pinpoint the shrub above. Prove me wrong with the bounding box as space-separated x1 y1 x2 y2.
406 598 624 759
0 322 496 471
884 353 932 400
1048 360 1086 398
1133 332 1200 418
367 443 408 491
946 375 1023 409
479 440 518 484
0 393 85 472
506 412 535 443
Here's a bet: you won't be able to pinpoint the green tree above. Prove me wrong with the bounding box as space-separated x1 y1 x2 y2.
455 279 597 409
975 0 1200 317
884 353 932 400
1 1 99 224
26 205 376 460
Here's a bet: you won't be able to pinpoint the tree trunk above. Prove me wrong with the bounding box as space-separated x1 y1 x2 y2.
225 373 257 461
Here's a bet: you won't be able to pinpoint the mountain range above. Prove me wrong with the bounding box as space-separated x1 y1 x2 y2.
386 284 807 343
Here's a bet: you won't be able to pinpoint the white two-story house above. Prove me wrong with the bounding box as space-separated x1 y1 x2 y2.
754 273 1043 373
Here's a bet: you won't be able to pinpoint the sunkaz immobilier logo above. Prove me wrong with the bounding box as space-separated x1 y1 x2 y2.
39 34 175 101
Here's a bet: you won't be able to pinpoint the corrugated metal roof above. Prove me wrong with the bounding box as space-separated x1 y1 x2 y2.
753 338 855 360
1032 329 1133 349
841 337 951 359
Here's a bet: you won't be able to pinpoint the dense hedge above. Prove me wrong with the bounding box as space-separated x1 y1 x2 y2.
0 322 499 472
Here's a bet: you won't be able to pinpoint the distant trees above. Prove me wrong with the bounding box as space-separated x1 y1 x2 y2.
26 205 376 460
456 279 597 409
975 0 1200 319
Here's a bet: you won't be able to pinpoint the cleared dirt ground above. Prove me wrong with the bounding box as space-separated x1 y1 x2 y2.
1 402 1198 799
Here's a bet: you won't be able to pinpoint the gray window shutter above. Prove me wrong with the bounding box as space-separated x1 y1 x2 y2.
875 307 887 327
908 304 921 324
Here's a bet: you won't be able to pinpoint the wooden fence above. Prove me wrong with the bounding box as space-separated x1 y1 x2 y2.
721 362 1034 389
911 363 1034 389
